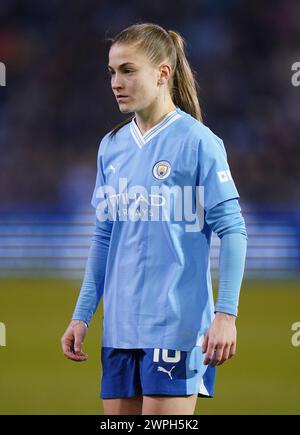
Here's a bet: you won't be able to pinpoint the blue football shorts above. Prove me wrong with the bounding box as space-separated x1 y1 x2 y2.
100 345 217 399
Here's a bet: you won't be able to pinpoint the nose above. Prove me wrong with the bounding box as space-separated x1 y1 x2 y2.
111 73 124 91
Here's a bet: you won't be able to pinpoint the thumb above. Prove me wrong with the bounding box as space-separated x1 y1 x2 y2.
202 334 209 353
74 333 82 354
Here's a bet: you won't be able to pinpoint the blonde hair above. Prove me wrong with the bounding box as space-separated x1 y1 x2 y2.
107 22 202 138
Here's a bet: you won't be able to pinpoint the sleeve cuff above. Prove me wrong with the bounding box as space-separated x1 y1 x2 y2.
214 306 238 317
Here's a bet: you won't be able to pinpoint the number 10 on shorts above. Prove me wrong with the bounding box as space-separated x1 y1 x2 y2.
153 348 181 363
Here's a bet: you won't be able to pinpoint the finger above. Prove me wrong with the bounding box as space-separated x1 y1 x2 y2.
74 350 88 359
210 344 224 367
217 343 231 366
228 341 236 359
64 351 88 361
66 355 87 362
202 335 209 354
61 336 73 355
203 342 216 365
61 337 85 360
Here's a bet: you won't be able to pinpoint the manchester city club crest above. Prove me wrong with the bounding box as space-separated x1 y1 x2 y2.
152 160 171 180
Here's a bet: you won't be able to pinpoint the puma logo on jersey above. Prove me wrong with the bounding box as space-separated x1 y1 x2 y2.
108 164 116 173
157 365 176 380
217 169 232 183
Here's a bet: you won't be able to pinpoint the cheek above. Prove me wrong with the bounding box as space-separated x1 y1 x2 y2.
136 74 157 96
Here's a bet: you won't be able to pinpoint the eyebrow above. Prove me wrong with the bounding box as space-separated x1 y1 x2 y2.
107 62 136 70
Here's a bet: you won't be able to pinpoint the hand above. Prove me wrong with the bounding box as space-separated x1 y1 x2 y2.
202 312 237 367
61 320 88 362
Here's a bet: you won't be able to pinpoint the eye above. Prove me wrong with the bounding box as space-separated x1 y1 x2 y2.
107 70 114 76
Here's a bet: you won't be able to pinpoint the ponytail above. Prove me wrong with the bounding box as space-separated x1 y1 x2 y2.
168 30 202 122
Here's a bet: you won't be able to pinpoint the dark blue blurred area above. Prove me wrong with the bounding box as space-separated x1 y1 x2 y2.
0 0 300 213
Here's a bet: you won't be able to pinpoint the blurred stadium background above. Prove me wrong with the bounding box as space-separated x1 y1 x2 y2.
0 0 299 414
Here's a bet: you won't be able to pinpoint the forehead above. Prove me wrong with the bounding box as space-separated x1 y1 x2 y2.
108 43 149 68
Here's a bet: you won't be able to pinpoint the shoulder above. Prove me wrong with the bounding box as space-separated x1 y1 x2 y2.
177 109 226 157
197 124 227 159
97 122 131 155
108 120 132 143
95 132 110 161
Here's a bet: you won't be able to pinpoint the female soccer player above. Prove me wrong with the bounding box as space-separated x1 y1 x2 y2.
61 23 247 415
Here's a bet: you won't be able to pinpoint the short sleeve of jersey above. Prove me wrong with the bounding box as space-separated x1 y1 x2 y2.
198 129 240 211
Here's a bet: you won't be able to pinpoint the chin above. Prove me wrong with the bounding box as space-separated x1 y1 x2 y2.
119 104 134 114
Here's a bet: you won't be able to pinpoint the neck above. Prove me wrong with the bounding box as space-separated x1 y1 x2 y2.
134 98 177 136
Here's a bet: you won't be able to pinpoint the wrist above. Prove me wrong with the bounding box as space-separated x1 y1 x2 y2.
215 311 236 322
71 319 88 328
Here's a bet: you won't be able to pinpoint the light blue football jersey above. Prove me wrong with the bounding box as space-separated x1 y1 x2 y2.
91 106 240 351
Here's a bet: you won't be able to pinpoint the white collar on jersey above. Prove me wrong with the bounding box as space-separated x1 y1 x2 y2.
130 107 182 148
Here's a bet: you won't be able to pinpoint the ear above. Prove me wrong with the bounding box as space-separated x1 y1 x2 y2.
157 63 172 85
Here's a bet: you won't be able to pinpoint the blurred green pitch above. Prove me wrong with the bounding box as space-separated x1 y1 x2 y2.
0 277 299 415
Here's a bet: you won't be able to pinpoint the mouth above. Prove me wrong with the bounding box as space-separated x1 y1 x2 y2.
116 95 129 100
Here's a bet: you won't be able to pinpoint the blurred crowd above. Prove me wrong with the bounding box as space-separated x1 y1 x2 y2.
0 0 299 211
